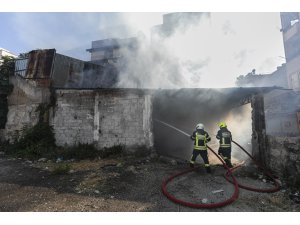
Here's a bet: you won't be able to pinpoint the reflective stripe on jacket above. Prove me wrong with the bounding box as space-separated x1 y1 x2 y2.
216 128 232 148
191 130 211 150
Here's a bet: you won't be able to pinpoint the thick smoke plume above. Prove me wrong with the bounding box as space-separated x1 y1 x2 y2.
115 12 284 89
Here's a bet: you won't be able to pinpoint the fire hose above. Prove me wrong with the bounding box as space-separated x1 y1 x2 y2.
225 140 280 193
155 119 280 209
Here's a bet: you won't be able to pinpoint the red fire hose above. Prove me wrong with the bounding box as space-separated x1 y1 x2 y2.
224 140 280 193
162 146 240 208
156 119 280 209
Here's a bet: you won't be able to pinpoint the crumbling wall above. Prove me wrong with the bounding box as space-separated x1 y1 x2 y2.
267 136 300 185
51 89 153 152
3 76 50 142
50 90 95 146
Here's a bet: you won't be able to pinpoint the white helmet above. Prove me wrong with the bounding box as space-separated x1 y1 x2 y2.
196 123 204 130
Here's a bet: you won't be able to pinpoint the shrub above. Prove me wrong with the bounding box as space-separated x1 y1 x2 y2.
58 143 99 160
52 163 71 175
5 122 56 160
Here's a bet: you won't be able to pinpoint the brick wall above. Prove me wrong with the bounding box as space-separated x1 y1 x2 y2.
51 89 153 151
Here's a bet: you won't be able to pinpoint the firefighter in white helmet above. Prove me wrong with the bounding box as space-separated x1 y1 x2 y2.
216 122 233 168
190 123 211 173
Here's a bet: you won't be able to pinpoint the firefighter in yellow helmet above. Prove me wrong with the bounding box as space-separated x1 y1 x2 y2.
190 123 211 173
216 122 233 168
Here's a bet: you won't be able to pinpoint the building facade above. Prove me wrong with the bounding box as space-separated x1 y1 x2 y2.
280 12 300 90
236 65 288 88
0 48 17 64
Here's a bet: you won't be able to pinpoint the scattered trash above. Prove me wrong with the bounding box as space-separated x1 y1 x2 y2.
38 158 47 162
274 179 282 186
170 160 177 166
56 157 63 163
69 169 75 174
110 195 115 199
258 174 264 179
212 189 224 194
101 163 117 169
25 160 33 164
262 179 267 183
201 198 208 204
94 190 100 194
289 191 300 204
116 163 123 167
126 165 137 174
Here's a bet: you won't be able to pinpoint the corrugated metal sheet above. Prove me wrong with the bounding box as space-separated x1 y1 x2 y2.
14 48 117 89
26 49 55 79
15 58 28 78
15 49 55 80
51 54 85 88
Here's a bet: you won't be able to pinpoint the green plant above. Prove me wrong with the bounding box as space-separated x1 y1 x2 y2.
58 143 99 160
99 145 124 158
0 56 15 128
5 122 56 160
52 163 71 175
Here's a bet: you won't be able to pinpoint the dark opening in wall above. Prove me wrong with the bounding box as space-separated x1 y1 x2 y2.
152 88 273 162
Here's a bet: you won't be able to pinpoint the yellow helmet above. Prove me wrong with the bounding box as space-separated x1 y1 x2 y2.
218 122 227 128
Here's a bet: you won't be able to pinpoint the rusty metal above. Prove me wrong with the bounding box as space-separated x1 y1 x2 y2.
15 49 55 81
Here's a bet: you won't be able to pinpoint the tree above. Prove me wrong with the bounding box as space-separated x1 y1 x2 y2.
0 56 15 128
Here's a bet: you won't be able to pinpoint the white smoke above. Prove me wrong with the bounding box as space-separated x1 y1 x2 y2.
223 104 252 161
115 12 284 89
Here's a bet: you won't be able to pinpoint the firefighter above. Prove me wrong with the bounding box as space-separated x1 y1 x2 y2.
216 122 233 168
190 123 211 173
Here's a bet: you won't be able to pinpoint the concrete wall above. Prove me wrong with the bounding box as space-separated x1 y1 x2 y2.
51 89 153 151
267 136 300 184
3 76 50 141
264 90 300 137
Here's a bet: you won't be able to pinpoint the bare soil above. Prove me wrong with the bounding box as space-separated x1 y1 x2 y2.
0 152 299 212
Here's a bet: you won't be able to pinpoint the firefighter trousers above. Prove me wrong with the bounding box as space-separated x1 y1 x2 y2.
190 149 209 166
218 147 232 167
218 147 231 160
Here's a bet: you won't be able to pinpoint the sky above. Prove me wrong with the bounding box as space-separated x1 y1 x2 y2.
0 12 286 88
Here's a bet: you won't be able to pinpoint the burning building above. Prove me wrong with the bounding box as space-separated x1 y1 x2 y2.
1 12 300 187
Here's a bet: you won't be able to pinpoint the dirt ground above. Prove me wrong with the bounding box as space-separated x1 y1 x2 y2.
0 151 299 212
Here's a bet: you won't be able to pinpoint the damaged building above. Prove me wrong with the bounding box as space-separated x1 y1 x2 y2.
1 12 300 187
0 48 298 182
2 49 153 152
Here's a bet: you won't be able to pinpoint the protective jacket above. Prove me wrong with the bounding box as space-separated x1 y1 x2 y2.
216 127 232 148
190 129 211 150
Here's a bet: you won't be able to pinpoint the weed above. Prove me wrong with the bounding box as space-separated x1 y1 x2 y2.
5 122 56 160
52 163 71 175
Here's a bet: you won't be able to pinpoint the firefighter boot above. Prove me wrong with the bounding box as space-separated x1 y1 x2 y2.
205 166 211 174
225 159 233 168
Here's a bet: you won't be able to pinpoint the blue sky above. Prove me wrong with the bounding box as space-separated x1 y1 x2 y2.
0 12 128 59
